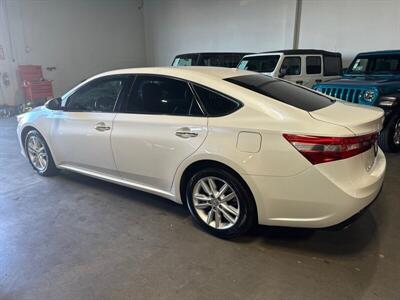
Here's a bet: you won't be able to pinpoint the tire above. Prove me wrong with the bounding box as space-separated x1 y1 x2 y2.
24 130 59 176
379 113 400 153
185 168 256 239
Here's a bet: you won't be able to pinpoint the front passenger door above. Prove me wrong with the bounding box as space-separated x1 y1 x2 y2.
280 56 302 85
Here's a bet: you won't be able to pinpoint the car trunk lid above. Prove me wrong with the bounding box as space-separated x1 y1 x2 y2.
309 101 384 135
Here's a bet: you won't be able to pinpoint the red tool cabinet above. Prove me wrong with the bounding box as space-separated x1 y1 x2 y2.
18 65 54 104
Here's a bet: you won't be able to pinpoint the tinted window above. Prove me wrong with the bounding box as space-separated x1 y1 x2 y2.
324 56 342 76
237 55 280 73
172 54 199 66
347 54 400 75
281 57 301 75
66 77 125 112
199 54 222 67
125 75 203 116
193 85 241 116
228 55 243 67
224 74 334 112
306 56 322 74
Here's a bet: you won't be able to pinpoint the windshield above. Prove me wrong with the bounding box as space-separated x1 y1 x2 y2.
347 54 400 75
237 55 280 73
225 74 334 112
172 54 198 66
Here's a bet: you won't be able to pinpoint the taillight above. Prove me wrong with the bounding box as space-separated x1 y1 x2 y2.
283 133 379 165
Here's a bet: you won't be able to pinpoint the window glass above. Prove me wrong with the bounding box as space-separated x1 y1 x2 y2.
199 54 222 66
280 57 301 75
229 55 243 67
172 54 198 66
237 55 280 73
221 54 242 68
224 74 333 112
125 75 203 116
193 85 241 116
66 77 125 112
324 56 342 76
347 55 400 75
306 56 322 74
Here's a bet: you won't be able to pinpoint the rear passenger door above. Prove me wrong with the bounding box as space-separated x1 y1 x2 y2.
111 75 207 192
303 55 323 88
323 55 342 82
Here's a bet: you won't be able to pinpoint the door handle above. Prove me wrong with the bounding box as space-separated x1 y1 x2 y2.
175 127 199 139
315 79 322 83
95 122 111 132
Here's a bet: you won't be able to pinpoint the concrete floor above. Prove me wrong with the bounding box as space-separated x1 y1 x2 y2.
0 117 399 300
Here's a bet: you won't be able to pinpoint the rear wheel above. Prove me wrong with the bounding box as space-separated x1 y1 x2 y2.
185 168 256 239
379 113 400 152
25 130 59 176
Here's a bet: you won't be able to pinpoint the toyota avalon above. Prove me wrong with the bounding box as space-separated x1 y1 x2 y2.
17 67 386 238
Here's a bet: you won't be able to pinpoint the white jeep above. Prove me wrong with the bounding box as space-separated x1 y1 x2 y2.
237 49 342 88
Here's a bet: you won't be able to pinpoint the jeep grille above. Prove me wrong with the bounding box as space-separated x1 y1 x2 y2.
319 87 363 103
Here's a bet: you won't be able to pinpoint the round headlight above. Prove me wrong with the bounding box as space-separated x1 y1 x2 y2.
363 90 377 102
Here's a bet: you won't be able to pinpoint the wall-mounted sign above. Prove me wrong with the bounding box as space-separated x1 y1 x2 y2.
0 45 5 60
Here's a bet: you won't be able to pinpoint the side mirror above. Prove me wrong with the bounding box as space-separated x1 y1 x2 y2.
45 97 62 111
278 67 287 78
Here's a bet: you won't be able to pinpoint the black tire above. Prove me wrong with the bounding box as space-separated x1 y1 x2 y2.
24 130 59 176
379 113 400 153
185 168 256 239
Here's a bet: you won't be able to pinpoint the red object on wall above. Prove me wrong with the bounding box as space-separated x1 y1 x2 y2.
18 65 54 104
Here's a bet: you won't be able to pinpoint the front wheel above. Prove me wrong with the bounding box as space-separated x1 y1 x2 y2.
185 168 256 239
25 130 59 176
379 113 400 152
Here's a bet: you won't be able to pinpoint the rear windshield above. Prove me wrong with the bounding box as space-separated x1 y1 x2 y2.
224 74 334 111
237 55 280 73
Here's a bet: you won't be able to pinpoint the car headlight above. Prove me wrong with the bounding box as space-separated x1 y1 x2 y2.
362 89 378 102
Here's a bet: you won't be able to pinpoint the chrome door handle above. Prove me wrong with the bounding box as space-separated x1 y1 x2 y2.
175 127 199 139
95 122 111 132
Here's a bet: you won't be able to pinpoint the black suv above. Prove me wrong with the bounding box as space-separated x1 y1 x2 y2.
172 52 251 68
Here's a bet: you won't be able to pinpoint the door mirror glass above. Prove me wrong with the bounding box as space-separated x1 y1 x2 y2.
45 97 62 110
278 67 287 78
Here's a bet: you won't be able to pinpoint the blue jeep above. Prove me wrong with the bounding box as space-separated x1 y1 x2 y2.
313 50 400 152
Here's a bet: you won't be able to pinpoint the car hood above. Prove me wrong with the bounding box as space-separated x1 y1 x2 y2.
324 75 400 87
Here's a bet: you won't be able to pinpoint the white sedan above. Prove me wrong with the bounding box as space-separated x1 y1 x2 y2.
17 67 386 238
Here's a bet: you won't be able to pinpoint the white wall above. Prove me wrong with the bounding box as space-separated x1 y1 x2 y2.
1 0 146 105
3 0 400 106
299 0 400 66
144 0 297 66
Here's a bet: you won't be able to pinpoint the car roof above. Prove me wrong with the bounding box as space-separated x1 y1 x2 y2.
174 52 252 56
253 49 341 57
356 50 400 56
96 66 254 81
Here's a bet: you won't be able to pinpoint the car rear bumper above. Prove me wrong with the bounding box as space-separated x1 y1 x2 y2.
243 149 386 228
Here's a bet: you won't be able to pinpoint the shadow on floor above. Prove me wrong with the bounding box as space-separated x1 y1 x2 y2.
59 169 378 256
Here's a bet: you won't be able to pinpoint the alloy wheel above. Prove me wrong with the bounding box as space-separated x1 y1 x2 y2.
192 176 240 230
27 135 48 172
